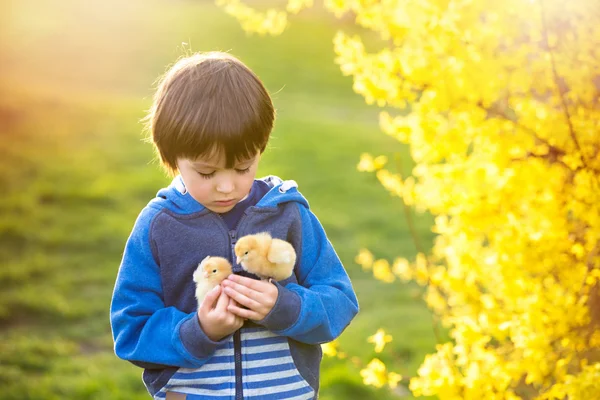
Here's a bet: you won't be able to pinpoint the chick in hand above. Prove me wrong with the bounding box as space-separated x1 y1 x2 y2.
234 232 296 281
193 256 232 307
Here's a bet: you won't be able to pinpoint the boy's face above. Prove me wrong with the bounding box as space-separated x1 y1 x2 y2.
177 151 260 213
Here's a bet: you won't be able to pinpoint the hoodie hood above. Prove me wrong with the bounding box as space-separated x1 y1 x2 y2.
150 175 309 214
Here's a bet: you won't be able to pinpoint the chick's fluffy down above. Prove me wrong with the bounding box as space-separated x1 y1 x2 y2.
234 232 295 281
193 256 232 307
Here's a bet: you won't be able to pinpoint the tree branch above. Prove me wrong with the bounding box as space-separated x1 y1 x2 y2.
393 153 443 345
538 0 590 169
477 101 568 158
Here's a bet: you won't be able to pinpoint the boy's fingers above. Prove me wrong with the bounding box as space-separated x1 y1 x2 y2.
215 290 230 313
226 274 267 292
228 303 260 321
223 286 261 311
200 286 221 314
222 280 261 302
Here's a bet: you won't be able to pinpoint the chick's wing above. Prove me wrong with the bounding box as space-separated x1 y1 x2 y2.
267 239 296 265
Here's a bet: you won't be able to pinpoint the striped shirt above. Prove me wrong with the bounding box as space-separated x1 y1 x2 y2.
154 326 315 400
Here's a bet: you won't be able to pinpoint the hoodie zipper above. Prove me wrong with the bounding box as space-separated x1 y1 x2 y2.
228 228 244 400
216 195 290 398
229 230 238 268
218 213 250 400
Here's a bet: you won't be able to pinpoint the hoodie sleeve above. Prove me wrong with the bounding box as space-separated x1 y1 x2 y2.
110 206 228 368
258 204 359 343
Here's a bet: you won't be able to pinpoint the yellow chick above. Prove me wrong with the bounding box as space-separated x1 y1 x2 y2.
193 256 232 307
234 232 296 281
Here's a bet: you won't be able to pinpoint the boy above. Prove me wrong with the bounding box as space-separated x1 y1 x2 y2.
110 52 359 400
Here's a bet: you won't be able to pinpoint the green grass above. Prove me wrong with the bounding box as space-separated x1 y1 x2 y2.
0 0 439 398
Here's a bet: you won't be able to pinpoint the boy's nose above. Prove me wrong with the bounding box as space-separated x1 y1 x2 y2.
216 179 234 194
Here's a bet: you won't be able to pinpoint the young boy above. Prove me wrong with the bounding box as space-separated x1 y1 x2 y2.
110 52 359 400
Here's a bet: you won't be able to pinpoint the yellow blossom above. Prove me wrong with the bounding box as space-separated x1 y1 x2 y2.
357 153 388 172
321 341 339 357
392 257 413 281
367 328 393 353
355 248 374 271
372 259 395 283
360 358 402 389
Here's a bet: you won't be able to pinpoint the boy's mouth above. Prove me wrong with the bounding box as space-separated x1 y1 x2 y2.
214 199 236 206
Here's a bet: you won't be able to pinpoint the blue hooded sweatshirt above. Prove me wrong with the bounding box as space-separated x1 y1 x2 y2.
110 175 359 399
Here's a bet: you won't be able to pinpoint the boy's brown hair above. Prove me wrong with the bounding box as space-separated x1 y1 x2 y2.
145 51 275 175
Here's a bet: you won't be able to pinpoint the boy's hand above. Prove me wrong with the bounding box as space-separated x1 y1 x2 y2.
222 274 278 321
197 286 245 341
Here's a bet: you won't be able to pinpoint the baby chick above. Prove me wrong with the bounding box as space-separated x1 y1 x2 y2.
234 232 296 281
193 256 232 307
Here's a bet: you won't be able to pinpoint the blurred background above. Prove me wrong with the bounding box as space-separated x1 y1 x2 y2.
0 0 437 398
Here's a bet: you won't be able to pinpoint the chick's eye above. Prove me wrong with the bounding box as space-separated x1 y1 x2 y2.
212 269 217 273
244 251 249 255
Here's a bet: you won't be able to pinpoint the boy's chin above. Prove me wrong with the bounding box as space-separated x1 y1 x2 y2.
206 203 236 213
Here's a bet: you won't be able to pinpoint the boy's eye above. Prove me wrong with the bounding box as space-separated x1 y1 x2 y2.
197 171 215 179
196 168 248 178
235 167 251 174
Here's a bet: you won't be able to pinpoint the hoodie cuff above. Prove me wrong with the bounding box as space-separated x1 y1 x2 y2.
258 281 301 332
179 313 230 360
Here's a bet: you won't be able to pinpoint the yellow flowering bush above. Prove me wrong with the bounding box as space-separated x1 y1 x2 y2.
218 0 600 397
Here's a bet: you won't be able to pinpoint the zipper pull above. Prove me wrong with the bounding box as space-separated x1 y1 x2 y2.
230 230 238 267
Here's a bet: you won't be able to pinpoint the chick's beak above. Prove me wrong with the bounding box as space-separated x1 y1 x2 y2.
236 256 241 264
203 272 209 278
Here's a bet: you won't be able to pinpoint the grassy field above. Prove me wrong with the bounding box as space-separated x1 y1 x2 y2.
0 0 439 398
